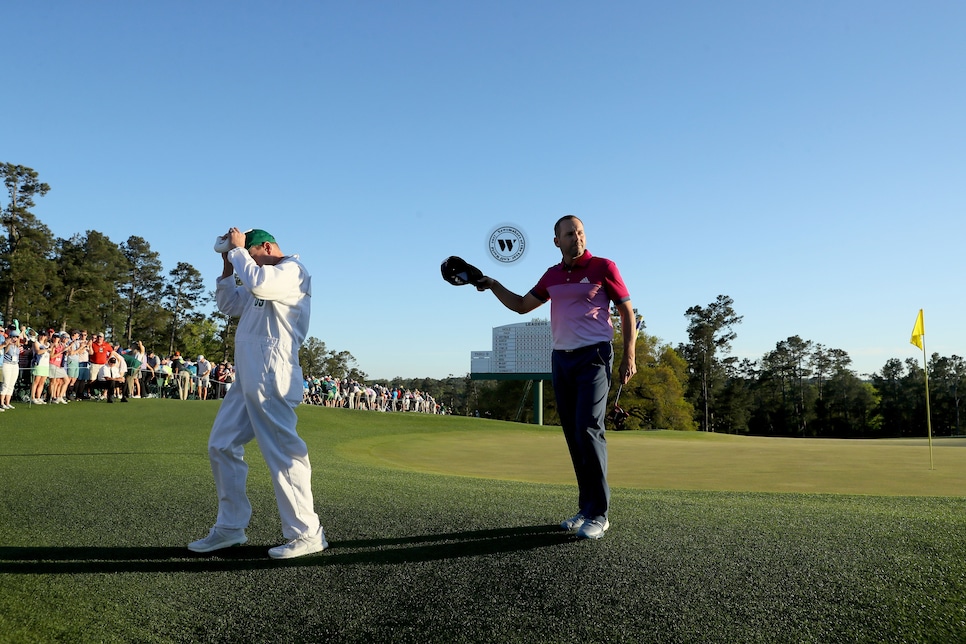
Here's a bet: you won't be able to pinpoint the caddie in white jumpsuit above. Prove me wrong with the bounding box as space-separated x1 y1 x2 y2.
188 227 326 559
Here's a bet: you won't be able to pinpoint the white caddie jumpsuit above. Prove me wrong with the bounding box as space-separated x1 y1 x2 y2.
208 247 320 539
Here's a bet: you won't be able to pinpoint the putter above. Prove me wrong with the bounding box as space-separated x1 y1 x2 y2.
607 384 629 430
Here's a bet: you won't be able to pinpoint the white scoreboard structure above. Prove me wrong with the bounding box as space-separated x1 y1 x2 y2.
471 319 552 375
470 319 552 425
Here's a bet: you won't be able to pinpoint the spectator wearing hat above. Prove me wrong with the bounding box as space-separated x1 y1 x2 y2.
196 355 212 400
1 329 23 410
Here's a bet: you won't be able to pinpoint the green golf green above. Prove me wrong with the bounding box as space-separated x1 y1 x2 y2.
340 425 966 496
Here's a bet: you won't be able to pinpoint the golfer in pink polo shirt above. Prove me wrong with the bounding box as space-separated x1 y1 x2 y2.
475 215 637 540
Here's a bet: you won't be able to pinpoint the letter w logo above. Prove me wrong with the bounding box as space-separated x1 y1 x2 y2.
498 239 515 252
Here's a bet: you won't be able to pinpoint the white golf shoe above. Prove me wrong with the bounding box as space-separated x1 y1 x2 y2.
576 518 610 540
268 526 328 559
188 528 248 553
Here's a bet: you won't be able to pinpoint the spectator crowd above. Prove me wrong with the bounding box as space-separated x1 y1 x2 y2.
301 376 449 414
0 323 235 409
1 322 448 415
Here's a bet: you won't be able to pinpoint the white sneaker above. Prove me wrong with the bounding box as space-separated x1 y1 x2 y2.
187 528 247 553
560 512 587 531
268 526 328 559
576 517 610 540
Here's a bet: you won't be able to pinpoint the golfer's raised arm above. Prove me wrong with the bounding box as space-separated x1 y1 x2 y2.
478 277 542 315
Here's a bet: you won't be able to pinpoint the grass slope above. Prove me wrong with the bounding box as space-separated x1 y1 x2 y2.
1 401 965 642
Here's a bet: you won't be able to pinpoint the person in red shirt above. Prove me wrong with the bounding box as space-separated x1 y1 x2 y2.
88 333 111 385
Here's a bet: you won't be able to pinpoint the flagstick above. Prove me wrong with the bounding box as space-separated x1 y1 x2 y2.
921 339 934 470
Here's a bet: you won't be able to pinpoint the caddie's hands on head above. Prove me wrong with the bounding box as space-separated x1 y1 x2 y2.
219 227 246 279
227 227 246 251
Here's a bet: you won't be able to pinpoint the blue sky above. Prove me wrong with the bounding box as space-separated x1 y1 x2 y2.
6 1 964 379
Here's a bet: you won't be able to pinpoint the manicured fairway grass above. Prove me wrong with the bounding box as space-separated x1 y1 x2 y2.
345 424 966 496
2 401 966 642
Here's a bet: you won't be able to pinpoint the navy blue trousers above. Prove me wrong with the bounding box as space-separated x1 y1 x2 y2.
551 341 613 520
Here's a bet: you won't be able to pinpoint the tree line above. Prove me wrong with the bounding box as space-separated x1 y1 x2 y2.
1 162 362 378
676 294 954 438
447 297 949 439
351 296 949 438
3 163 949 436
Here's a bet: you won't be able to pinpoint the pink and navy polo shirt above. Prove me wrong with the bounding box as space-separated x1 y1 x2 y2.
530 250 631 351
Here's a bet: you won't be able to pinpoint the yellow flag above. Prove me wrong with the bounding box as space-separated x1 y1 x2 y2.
910 309 924 350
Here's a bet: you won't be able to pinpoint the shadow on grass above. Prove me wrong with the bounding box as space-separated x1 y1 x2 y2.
0 525 572 574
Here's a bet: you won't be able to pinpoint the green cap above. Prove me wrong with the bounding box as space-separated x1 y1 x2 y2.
244 229 276 248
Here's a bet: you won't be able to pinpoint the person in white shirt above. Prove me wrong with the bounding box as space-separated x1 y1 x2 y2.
195 355 212 400
97 348 127 403
188 228 325 560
